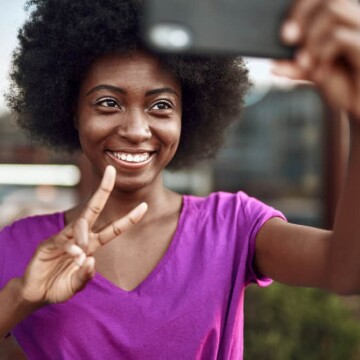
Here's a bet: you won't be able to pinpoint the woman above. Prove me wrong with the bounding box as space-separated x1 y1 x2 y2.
1 0 360 358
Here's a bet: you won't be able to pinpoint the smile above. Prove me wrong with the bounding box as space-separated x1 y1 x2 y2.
111 151 151 163
106 150 155 168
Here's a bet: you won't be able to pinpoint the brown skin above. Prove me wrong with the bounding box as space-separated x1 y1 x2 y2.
2 0 360 353
257 0 360 295
68 51 183 291
0 335 27 360
75 52 183 201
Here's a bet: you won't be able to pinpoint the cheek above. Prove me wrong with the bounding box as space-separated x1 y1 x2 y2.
77 115 108 145
156 118 182 146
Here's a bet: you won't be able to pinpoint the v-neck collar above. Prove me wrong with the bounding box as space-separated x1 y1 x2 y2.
59 195 188 294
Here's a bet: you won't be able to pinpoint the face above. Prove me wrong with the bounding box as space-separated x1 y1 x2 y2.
76 51 182 192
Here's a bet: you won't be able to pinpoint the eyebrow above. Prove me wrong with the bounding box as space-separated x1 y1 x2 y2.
145 87 179 98
86 84 179 98
86 84 125 96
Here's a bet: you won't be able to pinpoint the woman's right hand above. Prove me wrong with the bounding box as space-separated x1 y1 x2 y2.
18 166 147 306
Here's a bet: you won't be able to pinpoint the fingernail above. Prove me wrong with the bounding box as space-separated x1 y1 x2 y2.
85 257 95 271
282 21 300 44
101 166 116 190
67 244 82 256
131 202 148 222
75 253 86 267
105 165 116 176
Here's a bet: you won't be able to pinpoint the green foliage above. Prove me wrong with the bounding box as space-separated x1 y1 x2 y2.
244 283 360 360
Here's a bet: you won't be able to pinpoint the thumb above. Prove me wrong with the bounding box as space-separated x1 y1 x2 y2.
71 257 96 293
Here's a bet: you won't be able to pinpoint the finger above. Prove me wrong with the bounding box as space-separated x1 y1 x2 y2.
282 0 324 44
316 28 360 68
50 225 76 250
62 243 87 266
329 1 360 29
66 244 83 257
300 3 360 69
96 202 148 248
271 60 310 81
80 165 116 229
299 8 337 70
298 25 360 86
333 28 360 61
71 257 96 293
40 238 87 267
48 223 88 262
73 218 89 251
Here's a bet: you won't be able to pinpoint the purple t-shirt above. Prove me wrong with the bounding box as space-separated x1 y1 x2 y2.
0 192 285 359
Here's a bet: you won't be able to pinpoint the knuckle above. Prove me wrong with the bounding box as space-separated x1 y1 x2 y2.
112 223 123 237
95 233 105 247
88 205 102 215
100 185 112 194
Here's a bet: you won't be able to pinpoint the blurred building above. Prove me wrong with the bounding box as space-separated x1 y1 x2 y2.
0 112 80 227
214 85 326 227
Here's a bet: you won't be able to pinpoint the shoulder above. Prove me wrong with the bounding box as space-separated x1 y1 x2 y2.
0 212 65 287
0 212 65 245
182 191 285 244
184 191 281 221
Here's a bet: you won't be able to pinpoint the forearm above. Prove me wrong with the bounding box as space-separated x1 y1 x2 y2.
0 278 41 339
329 115 360 294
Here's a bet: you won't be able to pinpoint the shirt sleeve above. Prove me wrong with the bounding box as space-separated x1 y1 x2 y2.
0 213 63 291
239 192 287 287
0 225 10 290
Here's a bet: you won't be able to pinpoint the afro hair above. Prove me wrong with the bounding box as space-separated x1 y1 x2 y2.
6 0 251 169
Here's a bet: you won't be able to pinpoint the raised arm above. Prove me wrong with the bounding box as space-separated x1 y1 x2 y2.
255 0 360 295
0 166 147 338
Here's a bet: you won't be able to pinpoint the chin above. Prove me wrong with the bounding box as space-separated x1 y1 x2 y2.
114 177 152 193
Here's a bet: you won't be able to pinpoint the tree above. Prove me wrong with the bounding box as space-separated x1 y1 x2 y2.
244 283 360 360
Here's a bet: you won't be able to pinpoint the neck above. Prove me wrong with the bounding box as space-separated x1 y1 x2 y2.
88 172 181 231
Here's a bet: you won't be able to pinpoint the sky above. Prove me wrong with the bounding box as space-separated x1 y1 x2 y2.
0 1 27 113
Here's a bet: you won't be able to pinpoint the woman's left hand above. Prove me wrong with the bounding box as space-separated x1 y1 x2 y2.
273 0 360 119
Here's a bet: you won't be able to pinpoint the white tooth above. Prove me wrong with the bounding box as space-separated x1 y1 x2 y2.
134 155 140 162
139 155 145 162
120 154 127 161
126 154 133 162
144 153 149 160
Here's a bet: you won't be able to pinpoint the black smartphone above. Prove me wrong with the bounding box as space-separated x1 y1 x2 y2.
141 0 295 59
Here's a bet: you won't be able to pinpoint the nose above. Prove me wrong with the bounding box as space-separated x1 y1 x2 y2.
117 109 152 143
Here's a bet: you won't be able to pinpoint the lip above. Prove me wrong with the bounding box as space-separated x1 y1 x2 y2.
106 150 155 169
109 148 155 154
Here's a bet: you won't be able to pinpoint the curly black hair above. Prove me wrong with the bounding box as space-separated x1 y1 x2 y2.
6 0 251 169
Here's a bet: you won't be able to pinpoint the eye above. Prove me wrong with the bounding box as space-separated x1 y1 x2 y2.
95 97 120 108
150 100 173 111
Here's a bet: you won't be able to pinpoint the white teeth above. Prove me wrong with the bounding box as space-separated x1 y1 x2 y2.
112 152 151 163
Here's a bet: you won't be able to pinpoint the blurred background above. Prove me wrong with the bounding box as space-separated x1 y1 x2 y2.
1 1 360 359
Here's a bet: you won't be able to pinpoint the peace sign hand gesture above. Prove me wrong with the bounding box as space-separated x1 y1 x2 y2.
19 166 147 306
